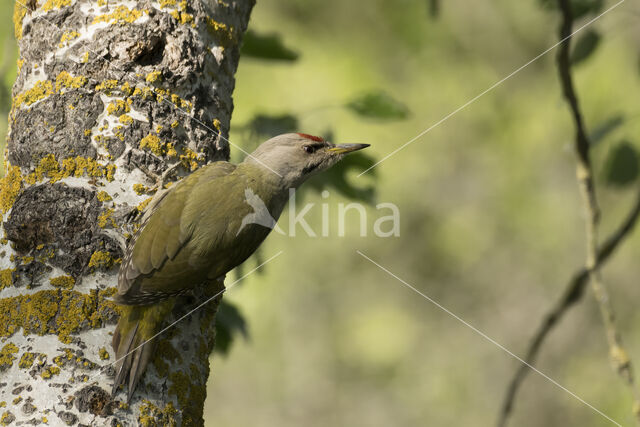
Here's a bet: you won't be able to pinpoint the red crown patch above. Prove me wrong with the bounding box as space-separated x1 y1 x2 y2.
296 133 324 142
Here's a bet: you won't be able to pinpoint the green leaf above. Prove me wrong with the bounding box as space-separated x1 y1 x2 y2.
241 30 299 61
538 0 603 19
603 141 639 188
427 0 440 18
346 90 409 120
213 300 249 356
589 115 624 146
571 0 604 18
570 30 601 65
308 152 377 203
245 113 299 138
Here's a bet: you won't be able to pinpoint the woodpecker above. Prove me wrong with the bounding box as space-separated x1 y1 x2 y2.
111 133 369 401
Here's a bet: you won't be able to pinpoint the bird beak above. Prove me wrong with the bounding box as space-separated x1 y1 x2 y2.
327 143 370 154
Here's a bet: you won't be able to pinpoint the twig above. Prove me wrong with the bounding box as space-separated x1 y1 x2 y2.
564 0 636 418
498 1 640 424
498 186 640 426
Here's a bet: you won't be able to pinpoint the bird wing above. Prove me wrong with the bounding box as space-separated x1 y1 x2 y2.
116 162 237 303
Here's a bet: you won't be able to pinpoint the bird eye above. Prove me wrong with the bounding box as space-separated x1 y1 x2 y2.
303 145 315 154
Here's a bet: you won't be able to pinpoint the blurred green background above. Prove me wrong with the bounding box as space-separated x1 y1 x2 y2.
3 0 640 426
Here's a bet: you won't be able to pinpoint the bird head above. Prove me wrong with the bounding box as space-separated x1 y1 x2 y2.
246 133 369 188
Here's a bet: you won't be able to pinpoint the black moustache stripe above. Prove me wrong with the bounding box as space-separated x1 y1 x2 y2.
302 162 321 175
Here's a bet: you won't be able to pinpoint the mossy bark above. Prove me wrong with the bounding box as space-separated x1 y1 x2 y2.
0 0 254 425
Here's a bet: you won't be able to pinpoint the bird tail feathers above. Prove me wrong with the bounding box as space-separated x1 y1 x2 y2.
111 301 174 402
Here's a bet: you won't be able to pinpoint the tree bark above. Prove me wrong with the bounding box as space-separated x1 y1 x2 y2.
0 0 253 425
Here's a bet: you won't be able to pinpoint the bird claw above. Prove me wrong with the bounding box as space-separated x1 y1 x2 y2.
137 161 181 191
151 162 182 192
124 208 141 224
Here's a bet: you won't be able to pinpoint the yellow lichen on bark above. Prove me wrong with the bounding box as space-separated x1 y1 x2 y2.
0 269 15 290
97 191 112 202
0 343 19 371
107 99 131 115
95 79 119 93
13 1 26 39
24 154 116 185
18 352 35 369
146 71 162 83
207 18 234 47
58 30 80 47
42 0 72 12
0 166 23 213
97 208 116 228
55 71 87 92
0 289 120 343
92 6 145 25
1 411 13 425
40 365 61 379
13 71 87 109
180 147 204 171
88 251 119 269
99 347 110 360
13 81 53 107
139 134 177 157
138 400 178 427
133 183 148 195
119 114 133 125
49 275 75 289
137 197 153 212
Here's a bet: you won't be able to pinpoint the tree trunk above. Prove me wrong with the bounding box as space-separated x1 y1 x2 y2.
0 0 253 425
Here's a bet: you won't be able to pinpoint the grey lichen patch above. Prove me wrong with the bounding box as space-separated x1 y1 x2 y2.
52 347 99 372
4 183 122 276
16 1 87 59
56 411 77 426
20 397 37 415
13 259 51 290
23 353 47 378
9 92 101 169
73 385 116 417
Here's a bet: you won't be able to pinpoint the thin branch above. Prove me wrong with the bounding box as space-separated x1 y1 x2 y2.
498 186 640 426
555 0 639 401
499 1 640 424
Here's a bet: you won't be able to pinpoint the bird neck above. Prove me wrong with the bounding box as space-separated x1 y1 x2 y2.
236 161 291 218
238 158 293 192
